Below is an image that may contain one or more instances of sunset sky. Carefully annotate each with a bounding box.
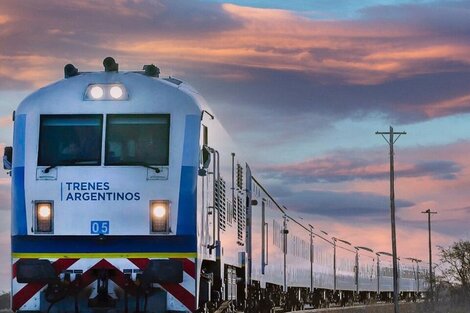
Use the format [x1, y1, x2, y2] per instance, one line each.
[1, 0, 470, 292]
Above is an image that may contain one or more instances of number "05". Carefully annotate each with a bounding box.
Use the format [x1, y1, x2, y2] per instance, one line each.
[91, 221, 109, 234]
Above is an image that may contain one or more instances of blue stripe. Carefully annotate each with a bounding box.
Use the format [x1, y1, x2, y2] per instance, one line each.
[13, 114, 26, 167]
[12, 167, 27, 235]
[177, 115, 201, 235]
[176, 115, 199, 235]
[12, 235, 196, 253]
[177, 166, 197, 235]
[182, 115, 200, 167]
[11, 114, 27, 235]
[12, 114, 27, 235]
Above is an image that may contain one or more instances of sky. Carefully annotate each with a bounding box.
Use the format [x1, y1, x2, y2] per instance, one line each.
[1, 0, 470, 292]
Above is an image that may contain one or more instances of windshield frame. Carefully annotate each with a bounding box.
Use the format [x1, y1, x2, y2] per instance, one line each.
[37, 114, 103, 167]
[104, 114, 171, 167]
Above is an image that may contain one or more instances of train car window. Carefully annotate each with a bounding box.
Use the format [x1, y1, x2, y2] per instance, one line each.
[105, 114, 170, 166]
[38, 115, 102, 166]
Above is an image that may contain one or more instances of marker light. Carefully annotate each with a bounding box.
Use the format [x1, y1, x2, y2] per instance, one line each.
[110, 86, 123, 99]
[150, 200, 170, 233]
[35, 201, 53, 233]
[90, 86, 104, 99]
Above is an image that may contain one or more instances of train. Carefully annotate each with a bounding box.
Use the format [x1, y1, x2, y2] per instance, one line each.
[3, 58, 429, 313]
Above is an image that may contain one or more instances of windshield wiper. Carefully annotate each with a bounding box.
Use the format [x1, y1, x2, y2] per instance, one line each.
[134, 162, 161, 173]
[43, 165, 57, 173]
[43, 159, 99, 173]
[123, 162, 161, 173]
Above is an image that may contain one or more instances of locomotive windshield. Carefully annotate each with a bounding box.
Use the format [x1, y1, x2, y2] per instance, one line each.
[38, 115, 102, 166]
[105, 114, 170, 166]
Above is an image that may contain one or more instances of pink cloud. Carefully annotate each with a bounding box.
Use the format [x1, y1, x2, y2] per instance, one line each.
[263, 150, 462, 184]
[422, 94, 470, 118]
[307, 214, 454, 265]
[0, 115, 12, 128]
[1, 1, 470, 124]
[264, 141, 470, 257]
[1, 1, 470, 88]
[0, 15, 9, 24]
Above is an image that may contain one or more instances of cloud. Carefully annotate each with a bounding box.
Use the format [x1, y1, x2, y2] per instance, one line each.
[360, 1, 470, 31]
[114, 2, 470, 86]
[129, 65, 470, 129]
[0, 177, 10, 293]
[412, 160, 461, 180]
[278, 188, 414, 218]
[0, 234, 11, 293]
[0, 74, 32, 90]
[0, 144, 11, 212]
[0, 116, 11, 128]
[262, 153, 462, 183]
[252, 140, 470, 240]
[1, 0, 470, 124]
[423, 94, 470, 118]
[303, 214, 454, 262]
[0, 0, 241, 89]
[0, 0, 240, 46]
[0, 182, 9, 212]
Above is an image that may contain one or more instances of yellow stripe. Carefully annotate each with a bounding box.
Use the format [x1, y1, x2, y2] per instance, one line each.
[12, 252, 197, 259]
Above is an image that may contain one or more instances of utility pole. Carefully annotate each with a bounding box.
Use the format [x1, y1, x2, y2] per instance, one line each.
[333, 237, 337, 293]
[309, 224, 314, 292]
[376, 126, 406, 313]
[421, 209, 437, 301]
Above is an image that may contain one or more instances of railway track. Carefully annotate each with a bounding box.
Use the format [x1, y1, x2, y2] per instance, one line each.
[297, 303, 394, 312]
[294, 301, 425, 313]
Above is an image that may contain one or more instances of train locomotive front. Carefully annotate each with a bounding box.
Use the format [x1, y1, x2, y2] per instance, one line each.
[9, 59, 201, 313]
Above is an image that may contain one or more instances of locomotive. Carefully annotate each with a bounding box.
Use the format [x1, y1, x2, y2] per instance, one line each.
[4, 58, 428, 313]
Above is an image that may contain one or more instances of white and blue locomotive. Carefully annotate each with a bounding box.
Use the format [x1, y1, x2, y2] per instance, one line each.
[4, 58, 428, 313]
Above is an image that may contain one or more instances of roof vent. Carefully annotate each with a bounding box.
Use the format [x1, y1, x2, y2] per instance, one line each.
[164, 77, 183, 86]
[103, 57, 119, 72]
[143, 64, 160, 77]
[64, 64, 79, 78]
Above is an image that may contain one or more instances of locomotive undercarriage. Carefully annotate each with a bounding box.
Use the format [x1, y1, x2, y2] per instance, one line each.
[202, 275, 421, 313]
[14, 258, 187, 313]
[199, 260, 247, 313]
[357, 291, 378, 304]
[17, 269, 169, 313]
[199, 255, 423, 313]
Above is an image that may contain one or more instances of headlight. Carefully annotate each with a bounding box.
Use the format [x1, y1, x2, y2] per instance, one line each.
[35, 201, 53, 233]
[150, 200, 170, 233]
[109, 85, 124, 99]
[89, 86, 104, 99]
[84, 84, 128, 101]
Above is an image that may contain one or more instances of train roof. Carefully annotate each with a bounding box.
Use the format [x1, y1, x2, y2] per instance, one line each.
[16, 64, 208, 116]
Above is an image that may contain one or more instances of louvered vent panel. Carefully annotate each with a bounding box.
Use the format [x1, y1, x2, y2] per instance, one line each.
[237, 194, 245, 244]
[215, 178, 227, 231]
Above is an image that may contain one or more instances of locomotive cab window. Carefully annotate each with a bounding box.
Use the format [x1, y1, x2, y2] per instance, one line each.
[38, 115, 103, 166]
[105, 114, 170, 166]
